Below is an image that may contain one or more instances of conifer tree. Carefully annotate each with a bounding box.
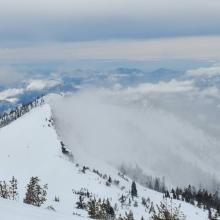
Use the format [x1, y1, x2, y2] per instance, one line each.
[131, 181, 138, 197]
[0, 181, 10, 199]
[9, 176, 18, 200]
[76, 195, 86, 209]
[87, 198, 115, 219]
[125, 210, 135, 220]
[23, 177, 48, 207]
[152, 200, 186, 220]
[87, 198, 97, 218]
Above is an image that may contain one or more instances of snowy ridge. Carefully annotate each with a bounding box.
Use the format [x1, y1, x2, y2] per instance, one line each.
[0, 103, 214, 219]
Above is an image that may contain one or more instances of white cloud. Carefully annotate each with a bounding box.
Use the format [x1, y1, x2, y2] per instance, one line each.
[1, 0, 219, 17]
[186, 66, 220, 77]
[0, 0, 220, 45]
[0, 88, 24, 101]
[26, 79, 61, 91]
[200, 86, 220, 98]
[126, 80, 195, 94]
[1, 37, 220, 60]
[0, 67, 26, 86]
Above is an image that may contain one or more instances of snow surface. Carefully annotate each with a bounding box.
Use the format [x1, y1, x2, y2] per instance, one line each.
[0, 198, 82, 220]
[0, 103, 213, 219]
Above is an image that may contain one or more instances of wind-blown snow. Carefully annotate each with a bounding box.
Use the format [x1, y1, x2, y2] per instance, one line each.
[47, 90, 220, 191]
[0, 102, 211, 219]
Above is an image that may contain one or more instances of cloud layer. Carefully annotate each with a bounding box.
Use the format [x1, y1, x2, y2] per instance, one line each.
[0, 88, 24, 102]
[0, 0, 220, 43]
[26, 79, 61, 91]
[1, 37, 220, 61]
[187, 66, 220, 77]
[0, 67, 26, 87]
[126, 80, 195, 93]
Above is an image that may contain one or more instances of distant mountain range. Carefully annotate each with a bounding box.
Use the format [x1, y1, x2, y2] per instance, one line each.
[0, 67, 183, 114]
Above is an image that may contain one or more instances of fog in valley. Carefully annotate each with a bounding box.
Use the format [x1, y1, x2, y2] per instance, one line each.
[47, 78, 220, 191]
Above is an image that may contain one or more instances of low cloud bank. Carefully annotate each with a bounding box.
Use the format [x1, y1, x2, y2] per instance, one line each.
[0, 88, 24, 102]
[0, 67, 26, 87]
[186, 66, 220, 77]
[26, 79, 61, 91]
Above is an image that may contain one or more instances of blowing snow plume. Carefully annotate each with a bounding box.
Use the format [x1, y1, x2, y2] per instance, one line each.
[47, 85, 220, 192]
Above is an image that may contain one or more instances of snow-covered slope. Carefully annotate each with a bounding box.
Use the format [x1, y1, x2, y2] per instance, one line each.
[0, 198, 81, 220]
[0, 103, 213, 219]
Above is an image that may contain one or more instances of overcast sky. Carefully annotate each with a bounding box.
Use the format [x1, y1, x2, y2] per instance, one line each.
[1, 0, 220, 43]
[0, 0, 220, 60]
